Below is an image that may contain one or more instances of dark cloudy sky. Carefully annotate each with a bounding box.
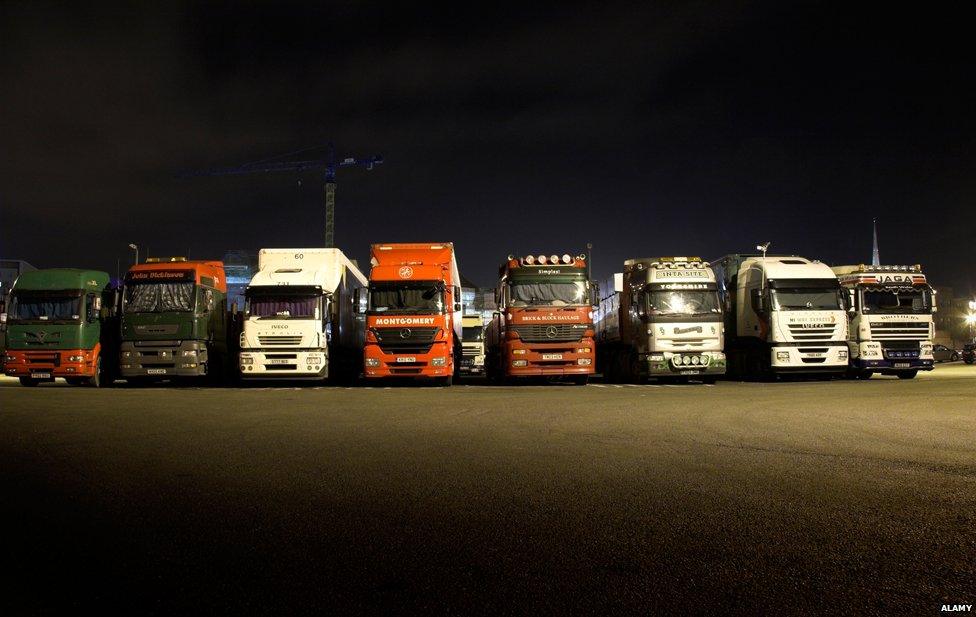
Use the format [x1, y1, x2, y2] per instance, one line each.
[2, 2, 973, 291]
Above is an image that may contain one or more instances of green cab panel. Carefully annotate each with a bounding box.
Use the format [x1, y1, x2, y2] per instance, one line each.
[6, 269, 112, 352]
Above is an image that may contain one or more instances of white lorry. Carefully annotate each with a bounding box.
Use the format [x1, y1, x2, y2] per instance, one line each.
[712, 254, 848, 378]
[832, 264, 935, 379]
[460, 314, 486, 376]
[596, 257, 726, 382]
[239, 248, 367, 381]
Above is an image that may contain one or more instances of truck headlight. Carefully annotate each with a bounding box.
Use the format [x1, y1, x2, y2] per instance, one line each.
[432, 357, 447, 366]
[512, 360, 528, 367]
[6, 354, 18, 362]
[776, 351, 790, 361]
[240, 356, 253, 365]
[920, 343, 933, 355]
[67, 355, 84, 362]
[838, 350, 848, 360]
[650, 354, 664, 361]
[577, 358, 592, 366]
[365, 358, 380, 367]
[512, 348, 527, 355]
[577, 347, 591, 354]
[474, 356, 485, 365]
[181, 350, 197, 357]
[122, 351, 132, 358]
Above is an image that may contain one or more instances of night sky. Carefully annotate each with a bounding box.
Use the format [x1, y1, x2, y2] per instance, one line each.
[2, 2, 973, 291]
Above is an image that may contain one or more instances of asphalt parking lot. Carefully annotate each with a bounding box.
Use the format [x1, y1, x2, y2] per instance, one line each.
[1, 366, 974, 614]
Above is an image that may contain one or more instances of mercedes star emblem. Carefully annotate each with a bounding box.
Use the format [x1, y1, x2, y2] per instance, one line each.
[400, 328, 412, 339]
[545, 325, 558, 338]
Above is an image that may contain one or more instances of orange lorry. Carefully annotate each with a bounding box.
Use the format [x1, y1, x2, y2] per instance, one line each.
[485, 253, 596, 385]
[361, 243, 463, 386]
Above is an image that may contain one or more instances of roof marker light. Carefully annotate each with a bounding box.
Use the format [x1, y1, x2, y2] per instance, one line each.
[562, 254, 572, 264]
[537, 255, 548, 264]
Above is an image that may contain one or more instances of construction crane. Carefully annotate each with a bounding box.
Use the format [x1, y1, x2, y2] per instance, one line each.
[188, 143, 383, 248]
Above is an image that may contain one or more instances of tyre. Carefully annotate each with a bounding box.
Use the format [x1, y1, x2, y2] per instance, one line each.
[897, 370, 918, 380]
[570, 375, 588, 386]
[951, 352, 959, 362]
[66, 378, 88, 386]
[19, 377, 39, 387]
[87, 357, 102, 387]
[701, 377, 717, 385]
[966, 358, 975, 365]
[436, 375, 453, 387]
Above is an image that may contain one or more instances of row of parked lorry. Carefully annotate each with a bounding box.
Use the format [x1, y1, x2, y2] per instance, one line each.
[2, 243, 939, 387]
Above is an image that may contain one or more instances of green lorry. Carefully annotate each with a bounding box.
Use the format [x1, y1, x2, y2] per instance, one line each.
[3, 269, 119, 387]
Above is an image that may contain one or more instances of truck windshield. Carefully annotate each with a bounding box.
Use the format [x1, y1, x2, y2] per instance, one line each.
[124, 282, 195, 313]
[9, 293, 82, 322]
[508, 280, 587, 306]
[644, 290, 720, 316]
[861, 288, 932, 314]
[247, 294, 319, 319]
[462, 326, 484, 342]
[369, 282, 444, 314]
[771, 288, 843, 311]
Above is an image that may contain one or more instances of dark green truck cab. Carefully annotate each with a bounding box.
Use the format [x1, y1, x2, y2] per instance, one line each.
[3, 268, 119, 387]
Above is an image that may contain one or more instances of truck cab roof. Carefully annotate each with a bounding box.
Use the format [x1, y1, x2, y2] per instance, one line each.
[12, 268, 111, 292]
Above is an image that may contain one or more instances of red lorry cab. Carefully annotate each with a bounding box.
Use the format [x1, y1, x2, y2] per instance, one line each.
[363, 243, 462, 386]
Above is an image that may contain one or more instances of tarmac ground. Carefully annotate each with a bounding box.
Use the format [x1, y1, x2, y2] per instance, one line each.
[1, 365, 974, 614]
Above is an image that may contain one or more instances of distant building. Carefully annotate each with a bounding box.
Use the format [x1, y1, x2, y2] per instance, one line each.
[933, 286, 975, 346]
[222, 250, 257, 311]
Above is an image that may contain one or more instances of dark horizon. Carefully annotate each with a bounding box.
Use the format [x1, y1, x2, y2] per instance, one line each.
[3, 3, 973, 293]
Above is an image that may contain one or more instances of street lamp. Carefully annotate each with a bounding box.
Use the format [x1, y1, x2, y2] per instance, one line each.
[128, 243, 139, 266]
[967, 300, 976, 342]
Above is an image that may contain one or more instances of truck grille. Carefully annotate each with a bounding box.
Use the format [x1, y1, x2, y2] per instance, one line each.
[511, 324, 584, 343]
[374, 327, 437, 355]
[787, 324, 839, 342]
[462, 347, 482, 357]
[870, 322, 929, 341]
[258, 335, 303, 346]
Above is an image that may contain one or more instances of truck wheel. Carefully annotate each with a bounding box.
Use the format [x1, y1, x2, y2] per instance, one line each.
[701, 377, 716, 385]
[437, 376, 453, 387]
[897, 370, 918, 380]
[19, 377, 39, 387]
[951, 352, 959, 362]
[571, 375, 588, 386]
[87, 357, 102, 388]
[66, 378, 87, 386]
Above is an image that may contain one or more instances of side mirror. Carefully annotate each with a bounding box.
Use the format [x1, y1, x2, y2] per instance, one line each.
[454, 302, 462, 312]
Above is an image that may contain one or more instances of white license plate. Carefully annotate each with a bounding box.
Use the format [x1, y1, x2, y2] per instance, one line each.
[894, 362, 910, 368]
[805, 353, 825, 358]
[541, 353, 563, 360]
[266, 359, 290, 365]
[396, 357, 416, 363]
[680, 370, 698, 375]
[32, 372, 51, 379]
[147, 368, 167, 375]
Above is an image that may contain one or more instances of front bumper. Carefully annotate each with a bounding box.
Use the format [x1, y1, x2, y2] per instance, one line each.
[363, 343, 454, 379]
[645, 351, 726, 376]
[852, 358, 934, 371]
[504, 339, 594, 378]
[4, 348, 96, 379]
[770, 344, 848, 373]
[239, 350, 328, 379]
[120, 340, 209, 378]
